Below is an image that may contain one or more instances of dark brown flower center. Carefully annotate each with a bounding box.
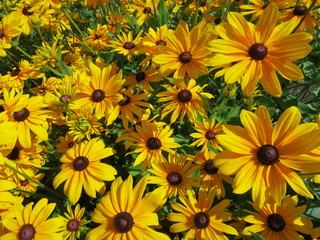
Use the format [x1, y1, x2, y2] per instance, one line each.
[293, 6, 307, 16]
[22, 6, 33, 16]
[73, 156, 89, 171]
[60, 94, 71, 103]
[214, 17, 221, 25]
[7, 146, 20, 160]
[0, 105, 4, 112]
[200, 1, 206, 6]
[204, 160, 218, 174]
[91, 89, 105, 102]
[123, 42, 135, 49]
[179, 51, 192, 63]
[205, 131, 215, 140]
[177, 89, 192, 102]
[143, 7, 152, 13]
[156, 40, 167, 46]
[21, 180, 29, 186]
[94, 34, 101, 39]
[167, 172, 183, 185]
[262, 1, 271, 9]
[11, 68, 21, 76]
[146, 137, 162, 150]
[257, 145, 279, 165]
[194, 212, 210, 229]
[0, 30, 4, 38]
[19, 224, 36, 240]
[13, 108, 30, 122]
[114, 212, 134, 233]
[267, 214, 285, 232]
[67, 219, 79, 232]
[118, 94, 131, 106]
[249, 43, 268, 60]
[68, 142, 74, 148]
[135, 71, 146, 82]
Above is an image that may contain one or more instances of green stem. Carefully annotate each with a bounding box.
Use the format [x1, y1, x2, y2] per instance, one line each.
[12, 42, 65, 77]
[193, 0, 201, 27]
[1, 0, 8, 14]
[291, 0, 317, 33]
[4, 161, 65, 200]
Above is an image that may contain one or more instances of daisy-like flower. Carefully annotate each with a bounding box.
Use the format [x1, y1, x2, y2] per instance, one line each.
[59, 204, 87, 240]
[125, 66, 162, 92]
[194, 151, 233, 199]
[126, 121, 181, 171]
[56, 134, 76, 153]
[106, 88, 153, 128]
[157, 79, 213, 123]
[280, 3, 320, 33]
[240, 0, 294, 20]
[86, 24, 110, 51]
[153, 20, 213, 84]
[66, 106, 102, 142]
[74, 60, 124, 119]
[243, 195, 312, 240]
[209, 3, 312, 96]
[148, 153, 200, 199]
[3, 90, 52, 149]
[190, 117, 224, 152]
[1, 198, 64, 240]
[108, 31, 143, 61]
[53, 137, 117, 204]
[86, 175, 170, 240]
[167, 188, 238, 239]
[215, 105, 320, 208]
[127, 0, 159, 25]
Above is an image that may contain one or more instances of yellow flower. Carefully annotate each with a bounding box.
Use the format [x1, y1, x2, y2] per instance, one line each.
[127, 0, 159, 25]
[126, 121, 181, 171]
[153, 20, 213, 84]
[2, 198, 64, 240]
[157, 79, 213, 123]
[167, 188, 238, 239]
[209, 3, 312, 96]
[86, 175, 170, 240]
[53, 138, 117, 205]
[215, 106, 320, 208]
[86, 24, 110, 51]
[243, 196, 313, 240]
[148, 153, 200, 199]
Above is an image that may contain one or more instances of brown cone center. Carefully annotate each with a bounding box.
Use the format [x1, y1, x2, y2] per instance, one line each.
[143, 7, 152, 13]
[114, 212, 134, 233]
[267, 214, 285, 232]
[60, 94, 71, 103]
[67, 219, 79, 232]
[13, 108, 30, 122]
[118, 94, 131, 106]
[91, 89, 105, 102]
[257, 145, 279, 165]
[179, 51, 192, 63]
[7, 146, 20, 160]
[249, 43, 268, 60]
[22, 6, 33, 16]
[205, 131, 215, 140]
[194, 212, 210, 229]
[293, 6, 307, 16]
[123, 42, 135, 49]
[177, 89, 192, 102]
[11, 68, 21, 76]
[156, 40, 166, 46]
[19, 224, 36, 240]
[167, 172, 183, 185]
[73, 156, 89, 171]
[204, 160, 218, 174]
[0, 30, 4, 38]
[146, 137, 162, 150]
[135, 71, 146, 82]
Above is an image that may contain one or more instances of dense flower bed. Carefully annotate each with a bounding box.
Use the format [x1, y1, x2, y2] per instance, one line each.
[0, 0, 320, 239]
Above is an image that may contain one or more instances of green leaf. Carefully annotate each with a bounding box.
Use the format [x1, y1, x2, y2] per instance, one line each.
[249, 231, 265, 240]
[157, 0, 169, 26]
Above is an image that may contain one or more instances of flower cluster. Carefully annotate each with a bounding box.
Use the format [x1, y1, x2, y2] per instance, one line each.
[0, 0, 320, 239]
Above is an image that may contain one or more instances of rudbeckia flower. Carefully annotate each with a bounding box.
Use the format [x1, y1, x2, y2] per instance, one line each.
[126, 121, 181, 171]
[209, 3, 312, 96]
[153, 20, 214, 84]
[243, 195, 312, 240]
[127, 0, 159, 25]
[167, 188, 238, 239]
[86, 175, 170, 240]
[215, 106, 320, 208]
[1, 198, 64, 240]
[157, 79, 213, 123]
[53, 138, 117, 204]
